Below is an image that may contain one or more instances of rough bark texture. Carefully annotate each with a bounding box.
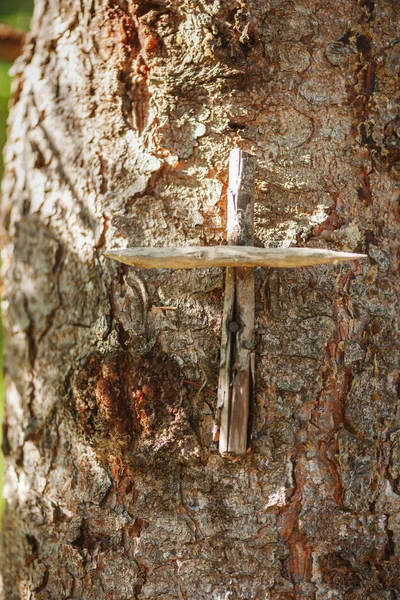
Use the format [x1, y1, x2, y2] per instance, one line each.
[1, 0, 400, 598]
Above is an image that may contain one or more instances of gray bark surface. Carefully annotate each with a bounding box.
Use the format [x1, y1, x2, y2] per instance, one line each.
[1, 0, 400, 598]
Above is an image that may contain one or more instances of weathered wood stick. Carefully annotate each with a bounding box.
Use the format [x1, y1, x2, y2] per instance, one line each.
[216, 265, 235, 446]
[218, 148, 257, 457]
[104, 246, 366, 269]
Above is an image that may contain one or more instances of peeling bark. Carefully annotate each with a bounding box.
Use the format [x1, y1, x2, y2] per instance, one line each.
[1, 0, 400, 598]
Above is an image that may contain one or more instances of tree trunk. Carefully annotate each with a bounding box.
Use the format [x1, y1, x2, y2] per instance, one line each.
[1, 0, 400, 598]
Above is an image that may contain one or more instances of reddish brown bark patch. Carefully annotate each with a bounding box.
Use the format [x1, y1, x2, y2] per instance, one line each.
[71, 349, 183, 463]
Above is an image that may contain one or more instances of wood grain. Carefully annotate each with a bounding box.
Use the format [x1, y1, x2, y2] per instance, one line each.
[104, 246, 366, 269]
[218, 149, 257, 457]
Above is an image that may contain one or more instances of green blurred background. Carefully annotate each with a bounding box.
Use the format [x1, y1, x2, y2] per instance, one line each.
[0, 0, 32, 29]
[0, 0, 33, 174]
[0, 0, 34, 514]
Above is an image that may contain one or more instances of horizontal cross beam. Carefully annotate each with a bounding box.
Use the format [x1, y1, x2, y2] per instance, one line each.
[104, 246, 365, 269]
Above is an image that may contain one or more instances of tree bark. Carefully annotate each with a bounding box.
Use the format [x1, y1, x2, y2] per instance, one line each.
[1, 0, 400, 598]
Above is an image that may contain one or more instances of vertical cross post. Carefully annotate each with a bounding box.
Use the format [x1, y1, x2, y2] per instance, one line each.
[218, 149, 257, 457]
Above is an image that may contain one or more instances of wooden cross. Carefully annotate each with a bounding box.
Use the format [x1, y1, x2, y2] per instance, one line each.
[105, 149, 365, 457]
